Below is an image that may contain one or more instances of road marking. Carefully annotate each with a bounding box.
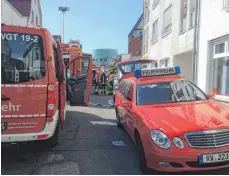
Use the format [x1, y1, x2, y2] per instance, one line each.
[89, 102, 100, 106]
[108, 100, 114, 106]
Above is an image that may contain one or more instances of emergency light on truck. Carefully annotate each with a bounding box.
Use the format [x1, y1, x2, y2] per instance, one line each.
[134, 66, 181, 78]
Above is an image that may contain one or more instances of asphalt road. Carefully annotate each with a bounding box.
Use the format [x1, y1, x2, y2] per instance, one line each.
[1, 95, 229, 175]
[2, 94, 141, 175]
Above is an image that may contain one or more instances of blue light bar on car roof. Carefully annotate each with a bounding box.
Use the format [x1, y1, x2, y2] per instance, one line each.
[134, 66, 181, 78]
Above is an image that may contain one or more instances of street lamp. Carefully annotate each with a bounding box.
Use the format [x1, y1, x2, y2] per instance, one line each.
[58, 6, 70, 43]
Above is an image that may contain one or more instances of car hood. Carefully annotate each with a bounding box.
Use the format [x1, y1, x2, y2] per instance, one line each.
[136, 100, 229, 138]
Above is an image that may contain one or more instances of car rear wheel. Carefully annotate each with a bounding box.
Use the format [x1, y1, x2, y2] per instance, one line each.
[135, 132, 149, 174]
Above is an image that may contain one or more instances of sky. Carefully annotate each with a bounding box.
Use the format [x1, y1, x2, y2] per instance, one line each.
[41, 0, 143, 54]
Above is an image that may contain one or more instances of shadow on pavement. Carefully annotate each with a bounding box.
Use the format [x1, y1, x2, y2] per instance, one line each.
[1, 109, 140, 175]
[2, 108, 229, 175]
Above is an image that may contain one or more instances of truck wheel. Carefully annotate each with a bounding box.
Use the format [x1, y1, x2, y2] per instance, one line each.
[44, 122, 59, 148]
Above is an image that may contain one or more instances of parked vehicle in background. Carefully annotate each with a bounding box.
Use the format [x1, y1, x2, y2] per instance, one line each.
[116, 59, 158, 81]
[1, 25, 92, 146]
[113, 59, 158, 102]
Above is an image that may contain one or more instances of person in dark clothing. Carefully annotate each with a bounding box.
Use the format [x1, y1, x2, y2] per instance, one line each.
[100, 71, 107, 94]
[106, 73, 114, 95]
[94, 68, 102, 94]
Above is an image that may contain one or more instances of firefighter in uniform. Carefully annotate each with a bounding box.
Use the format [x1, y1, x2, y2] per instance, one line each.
[100, 70, 107, 95]
[94, 68, 101, 94]
[106, 73, 114, 95]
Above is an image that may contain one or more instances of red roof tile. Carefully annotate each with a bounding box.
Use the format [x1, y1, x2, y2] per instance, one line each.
[7, 0, 31, 17]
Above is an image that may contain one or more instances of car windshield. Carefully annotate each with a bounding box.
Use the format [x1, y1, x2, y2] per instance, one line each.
[136, 80, 208, 105]
[1, 32, 45, 84]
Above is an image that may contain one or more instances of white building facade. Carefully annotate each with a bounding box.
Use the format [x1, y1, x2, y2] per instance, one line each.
[1, 0, 42, 27]
[143, 0, 196, 81]
[143, 0, 229, 104]
[197, 0, 229, 103]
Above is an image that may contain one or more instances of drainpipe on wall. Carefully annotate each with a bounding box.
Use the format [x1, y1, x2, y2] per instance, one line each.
[142, 3, 145, 59]
[192, 0, 201, 84]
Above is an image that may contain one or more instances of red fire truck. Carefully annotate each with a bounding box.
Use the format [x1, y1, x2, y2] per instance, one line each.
[1, 25, 92, 146]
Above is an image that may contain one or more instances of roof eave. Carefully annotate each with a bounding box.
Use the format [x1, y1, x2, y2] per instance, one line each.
[128, 13, 143, 38]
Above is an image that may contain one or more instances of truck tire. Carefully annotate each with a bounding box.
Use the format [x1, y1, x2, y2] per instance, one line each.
[43, 121, 59, 148]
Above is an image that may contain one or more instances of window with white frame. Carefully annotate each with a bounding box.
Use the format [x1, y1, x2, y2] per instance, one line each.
[227, 0, 229, 12]
[223, 0, 229, 12]
[144, 0, 150, 24]
[189, 0, 196, 28]
[152, 20, 158, 43]
[145, 9, 150, 24]
[163, 5, 172, 36]
[152, 0, 160, 10]
[211, 37, 229, 101]
[145, 26, 149, 53]
[180, 0, 187, 33]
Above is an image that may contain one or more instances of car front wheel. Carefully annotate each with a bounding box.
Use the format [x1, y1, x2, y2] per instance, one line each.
[135, 132, 149, 174]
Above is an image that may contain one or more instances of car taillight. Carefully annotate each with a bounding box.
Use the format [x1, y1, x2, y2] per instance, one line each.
[47, 84, 56, 117]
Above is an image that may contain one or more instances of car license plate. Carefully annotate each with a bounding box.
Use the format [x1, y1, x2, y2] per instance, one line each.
[199, 152, 229, 164]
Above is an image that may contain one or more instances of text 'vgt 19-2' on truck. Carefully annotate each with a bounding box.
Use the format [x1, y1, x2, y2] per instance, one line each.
[1, 25, 92, 147]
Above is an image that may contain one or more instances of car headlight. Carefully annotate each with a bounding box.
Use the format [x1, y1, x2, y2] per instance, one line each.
[150, 130, 170, 149]
[173, 137, 184, 149]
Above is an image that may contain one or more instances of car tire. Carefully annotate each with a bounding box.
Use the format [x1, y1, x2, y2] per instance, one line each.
[44, 121, 59, 148]
[115, 108, 122, 128]
[135, 132, 149, 174]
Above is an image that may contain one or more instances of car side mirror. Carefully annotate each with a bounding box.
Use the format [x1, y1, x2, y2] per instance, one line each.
[208, 93, 215, 99]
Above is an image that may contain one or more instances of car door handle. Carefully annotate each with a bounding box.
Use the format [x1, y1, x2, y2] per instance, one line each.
[1, 97, 10, 101]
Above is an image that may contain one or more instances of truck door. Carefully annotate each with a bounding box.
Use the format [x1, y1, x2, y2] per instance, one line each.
[54, 42, 66, 129]
[1, 29, 48, 135]
[66, 56, 92, 106]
